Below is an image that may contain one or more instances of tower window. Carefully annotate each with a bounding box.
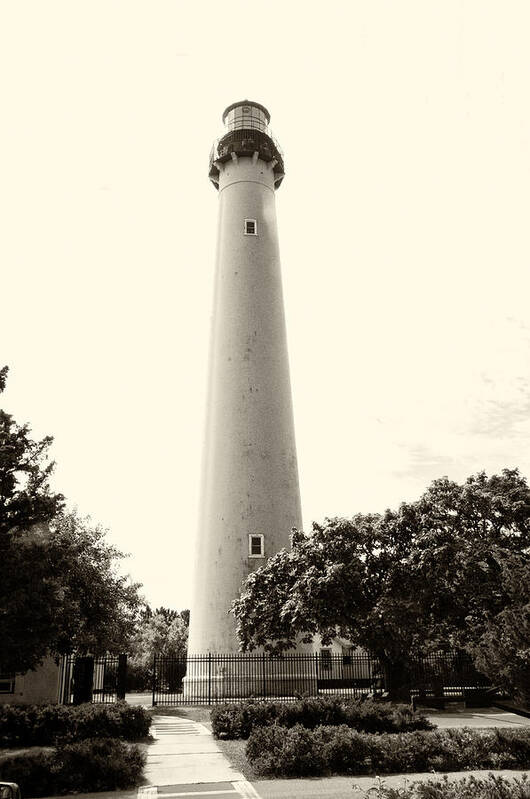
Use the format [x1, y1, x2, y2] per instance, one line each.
[244, 219, 257, 236]
[248, 534, 264, 558]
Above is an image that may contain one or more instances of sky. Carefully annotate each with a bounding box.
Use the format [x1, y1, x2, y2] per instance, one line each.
[1, 1, 530, 611]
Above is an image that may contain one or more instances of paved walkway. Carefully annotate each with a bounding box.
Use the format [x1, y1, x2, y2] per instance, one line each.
[425, 707, 530, 729]
[143, 715, 244, 786]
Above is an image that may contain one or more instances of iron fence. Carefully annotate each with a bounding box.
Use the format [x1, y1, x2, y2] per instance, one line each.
[59, 654, 127, 705]
[152, 650, 491, 706]
[153, 651, 382, 706]
[408, 650, 492, 706]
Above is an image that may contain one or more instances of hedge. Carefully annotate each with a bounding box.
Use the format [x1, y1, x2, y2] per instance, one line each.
[0, 737, 145, 797]
[210, 696, 433, 739]
[246, 724, 530, 777]
[370, 773, 530, 798]
[0, 702, 151, 747]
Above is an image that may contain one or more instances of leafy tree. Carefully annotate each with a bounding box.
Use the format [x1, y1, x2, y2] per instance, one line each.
[232, 469, 530, 697]
[0, 366, 64, 538]
[1, 368, 143, 672]
[180, 608, 190, 627]
[127, 608, 188, 690]
[140, 606, 189, 626]
[1, 508, 144, 673]
[468, 555, 530, 704]
[48, 509, 144, 656]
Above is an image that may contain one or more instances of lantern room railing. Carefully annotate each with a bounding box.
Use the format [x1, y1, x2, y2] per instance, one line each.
[209, 127, 285, 190]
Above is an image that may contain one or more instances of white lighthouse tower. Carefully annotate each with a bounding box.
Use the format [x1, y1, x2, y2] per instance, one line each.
[187, 101, 303, 658]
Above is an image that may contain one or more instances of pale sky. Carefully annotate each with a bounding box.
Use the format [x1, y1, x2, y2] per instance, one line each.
[2, 1, 530, 611]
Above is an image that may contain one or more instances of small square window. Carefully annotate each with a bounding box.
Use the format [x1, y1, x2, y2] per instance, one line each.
[248, 534, 264, 558]
[244, 219, 257, 236]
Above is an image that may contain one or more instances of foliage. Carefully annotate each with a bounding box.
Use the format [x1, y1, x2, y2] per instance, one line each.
[245, 724, 530, 777]
[362, 773, 530, 798]
[48, 510, 144, 656]
[127, 607, 188, 691]
[233, 469, 530, 695]
[1, 368, 143, 672]
[0, 737, 145, 796]
[210, 697, 433, 739]
[0, 365, 64, 537]
[0, 701, 151, 747]
[467, 555, 530, 704]
[0, 508, 144, 673]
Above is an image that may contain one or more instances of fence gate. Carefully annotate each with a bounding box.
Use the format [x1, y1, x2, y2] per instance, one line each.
[59, 654, 127, 704]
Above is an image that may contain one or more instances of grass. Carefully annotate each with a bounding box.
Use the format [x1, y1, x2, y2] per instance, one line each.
[215, 738, 260, 781]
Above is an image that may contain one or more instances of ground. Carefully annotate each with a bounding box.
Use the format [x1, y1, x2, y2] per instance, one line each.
[141, 701, 530, 784]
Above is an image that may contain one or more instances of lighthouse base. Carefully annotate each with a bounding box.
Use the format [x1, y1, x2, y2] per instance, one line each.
[182, 675, 318, 701]
[182, 660, 318, 702]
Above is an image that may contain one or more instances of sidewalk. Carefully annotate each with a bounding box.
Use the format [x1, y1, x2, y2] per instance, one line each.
[424, 706, 530, 729]
[142, 715, 245, 787]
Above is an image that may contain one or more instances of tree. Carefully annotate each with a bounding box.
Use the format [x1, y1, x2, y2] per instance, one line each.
[467, 555, 530, 704]
[1, 508, 144, 673]
[232, 469, 530, 697]
[141, 606, 188, 626]
[0, 366, 64, 538]
[1, 368, 143, 672]
[47, 509, 144, 656]
[127, 607, 188, 690]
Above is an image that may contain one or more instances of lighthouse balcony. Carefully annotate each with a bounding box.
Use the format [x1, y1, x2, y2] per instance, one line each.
[209, 128, 285, 189]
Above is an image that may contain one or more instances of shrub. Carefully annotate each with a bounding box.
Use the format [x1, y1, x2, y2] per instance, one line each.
[0, 751, 56, 797]
[210, 696, 433, 739]
[246, 723, 327, 777]
[317, 724, 371, 775]
[246, 724, 530, 777]
[0, 701, 151, 747]
[375, 773, 530, 798]
[0, 738, 145, 797]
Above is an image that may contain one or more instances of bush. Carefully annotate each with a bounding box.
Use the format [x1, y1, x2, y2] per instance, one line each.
[0, 702, 151, 747]
[210, 696, 433, 739]
[246, 723, 326, 777]
[0, 738, 145, 797]
[0, 751, 56, 797]
[377, 773, 530, 798]
[245, 724, 530, 777]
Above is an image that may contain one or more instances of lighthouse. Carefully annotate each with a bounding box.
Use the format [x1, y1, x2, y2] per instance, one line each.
[187, 101, 303, 657]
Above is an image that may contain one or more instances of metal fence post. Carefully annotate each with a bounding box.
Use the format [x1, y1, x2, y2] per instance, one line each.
[152, 654, 157, 707]
[208, 652, 212, 705]
[117, 654, 127, 701]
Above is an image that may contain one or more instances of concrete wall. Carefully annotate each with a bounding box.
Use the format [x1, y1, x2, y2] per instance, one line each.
[0, 656, 60, 705]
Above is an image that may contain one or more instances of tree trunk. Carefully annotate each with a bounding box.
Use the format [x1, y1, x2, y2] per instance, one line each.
[381, 658, 412, 702]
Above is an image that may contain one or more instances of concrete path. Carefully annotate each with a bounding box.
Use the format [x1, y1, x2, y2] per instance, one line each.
[425, 707, 530, 728]
[142, 716, 245, 787]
